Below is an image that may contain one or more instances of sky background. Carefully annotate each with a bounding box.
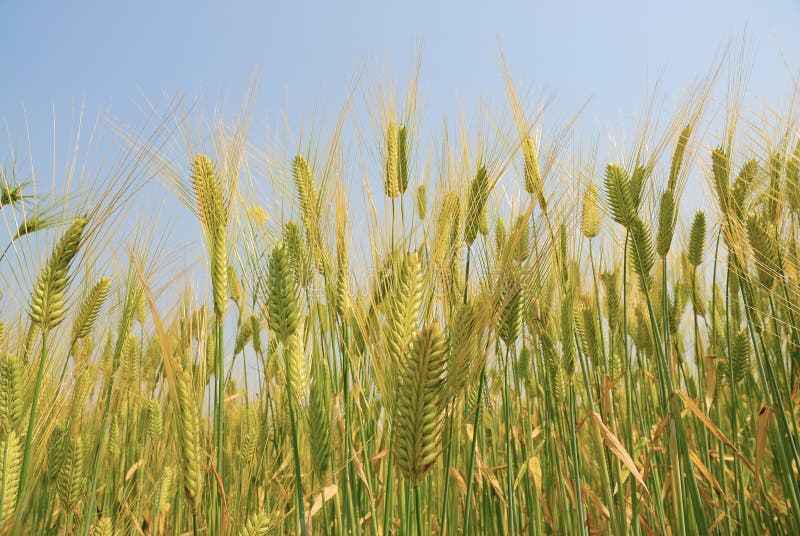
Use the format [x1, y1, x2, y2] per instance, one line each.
[2, 1, 798, 131]
[1, 0, 799, 278]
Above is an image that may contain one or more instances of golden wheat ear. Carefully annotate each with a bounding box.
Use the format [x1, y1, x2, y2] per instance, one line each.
[464, 165, 490, 246]
[415, 184, 427, 221]
[394, 323, 448, 487]
[581, 183, 600, 239]
[523, 137, 546, 210]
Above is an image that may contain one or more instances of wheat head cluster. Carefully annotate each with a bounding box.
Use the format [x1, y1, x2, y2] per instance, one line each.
[1, 60, 800, 536]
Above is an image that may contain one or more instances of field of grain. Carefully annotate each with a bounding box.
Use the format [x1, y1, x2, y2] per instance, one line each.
[1, 61, 800, 535]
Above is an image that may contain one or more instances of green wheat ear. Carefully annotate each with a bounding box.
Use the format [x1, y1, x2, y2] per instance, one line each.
[630, 164, 648, 211]
[668, 123, 692, 190]
[511, 215, 530, 263]
[581, 183, 600, 239]
[191, 153, 228, 319]
[446, 301, 481, 401]
[575, 297, 599, 366]
[192, 153, 224, 231]
[293, 154, 318, 229]
[601, 271, 620, 333]
[0, 354, 23, 432]
[154, 466, 175, 514]
[560, 290, 575, 376]
[604, 164, 635, 227]
[0, 430, 21, 523]
[12, 210, 56, 242]
[394, 323, 448, 487]
[250, 314, 262, 356]
[108, 417, 121, 460]
[655, 188, 677, 258]
[628, 216, 655, 292]
[308, 349, 332, 476]
[386, 252, 423, 376]
[175, 368, 203, 511]
[499, 274, 522, 346]
[29, 216, 87, 332]
[56, 435, 85, 513]
[334, 213, 349, 317]
[46, 425, 66, 483]
[687, 211, 706, 267]
[540, 330, 565, 401]
[147, 398, 163, 442]
[0, 183, 24, 207]
[238, 511, 274, 536]
[284, 221, 313, 289]
[234, 319, 254, 355]
[517, 344, 532, 383]
[732, 159, 757, 219]
[88, 516, 114, 536]
[711, 146, 730, 215]
[71, 277, 111, 344]
[284, 329, 309, 407]
[267, 243, 301, 344]
[239, 407, 258, 464]
[228, 263, 243, 305]
[747, 214, 777, 289]
[725, 329, 751, 385]
[767, 151, 784, 224]
[494, 217, 507, 255]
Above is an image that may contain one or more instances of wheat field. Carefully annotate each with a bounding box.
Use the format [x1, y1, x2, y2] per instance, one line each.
[1, 59, 800, 535]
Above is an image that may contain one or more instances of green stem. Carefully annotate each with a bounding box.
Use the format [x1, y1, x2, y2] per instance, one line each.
[463, 365, 486, 535]
[285, 347, 309, 536]
[15, 329, 49, 528]
[214, 319, 225, 533]
[414, 485, 423, 536]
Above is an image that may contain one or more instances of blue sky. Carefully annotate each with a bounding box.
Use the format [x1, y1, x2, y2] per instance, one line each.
[2, 1, 797, 128]
[1, 0, 799, 262]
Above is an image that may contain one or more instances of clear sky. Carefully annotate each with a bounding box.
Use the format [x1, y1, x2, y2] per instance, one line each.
[1, 0, 799, 258]
[2, 1, 798, 129]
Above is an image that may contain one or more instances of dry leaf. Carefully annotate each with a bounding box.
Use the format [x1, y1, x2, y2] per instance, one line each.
[590, 412, 650, 499]
[675, 390, 755, 474]
[756, 405, 774, 487]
